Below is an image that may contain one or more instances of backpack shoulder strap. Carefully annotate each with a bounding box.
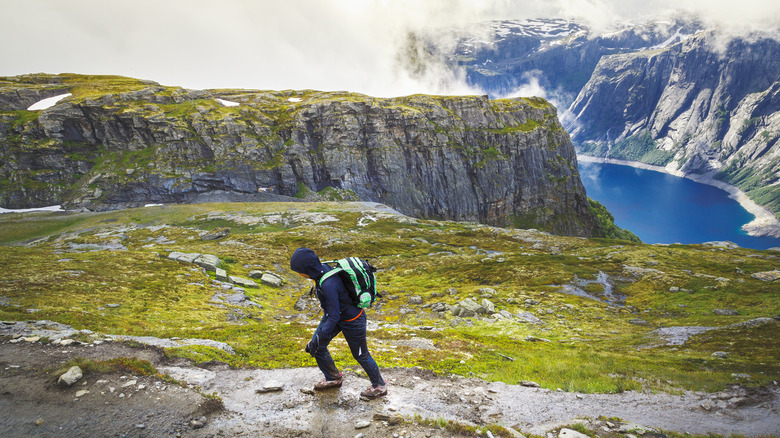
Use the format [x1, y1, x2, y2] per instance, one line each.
[317, 266, 342, 287]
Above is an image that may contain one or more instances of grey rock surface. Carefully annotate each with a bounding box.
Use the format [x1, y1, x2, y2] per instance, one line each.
[0, 76, 599, 237]
[57, 366, 83, 386]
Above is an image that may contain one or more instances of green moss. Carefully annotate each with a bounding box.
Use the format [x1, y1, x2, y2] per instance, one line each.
[295, 182, 310, 198]
[317, 186, 359, 201]
[1, 202, 778, 394]
[53, 356, 158, 377]
[588, 198, 641, 242]
[10, 110, 40, 128]
[608, 131, 674, 165]
[490, 118, 543, 134]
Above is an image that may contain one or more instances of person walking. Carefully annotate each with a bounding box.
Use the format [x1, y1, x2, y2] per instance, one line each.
[290, 247, 387, 399]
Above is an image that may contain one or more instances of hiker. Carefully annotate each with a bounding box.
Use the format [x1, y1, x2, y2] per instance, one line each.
[290, 247, 387, 398]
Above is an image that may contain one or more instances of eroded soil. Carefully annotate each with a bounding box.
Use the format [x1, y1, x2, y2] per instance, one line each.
[1, 336, 778, 438]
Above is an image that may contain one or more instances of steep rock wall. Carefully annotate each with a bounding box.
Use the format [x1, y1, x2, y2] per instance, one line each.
[0, 74, 599, 237]
[567, 32, 780, 217]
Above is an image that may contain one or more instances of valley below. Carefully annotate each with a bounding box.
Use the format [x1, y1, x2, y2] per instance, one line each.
[577, 155, 780, 244]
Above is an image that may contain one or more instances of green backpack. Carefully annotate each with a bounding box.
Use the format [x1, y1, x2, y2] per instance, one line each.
[318, 257, 379, 308]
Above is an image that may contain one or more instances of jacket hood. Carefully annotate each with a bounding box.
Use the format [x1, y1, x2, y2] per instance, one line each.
[290, 247, 326, 279]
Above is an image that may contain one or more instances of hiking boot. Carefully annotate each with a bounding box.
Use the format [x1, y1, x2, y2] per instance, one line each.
[360, 384, 387, 399]
[314, 374, 342, 391]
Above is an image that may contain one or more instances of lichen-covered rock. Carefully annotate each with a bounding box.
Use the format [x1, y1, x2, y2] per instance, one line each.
[751, 270, 780, 282]
[230, 276, 258, 288]
[260, 273, 283, 287]
[200, 227, 230, 241]
[193, 254, 220, 272]
[0, 74, 599, 237]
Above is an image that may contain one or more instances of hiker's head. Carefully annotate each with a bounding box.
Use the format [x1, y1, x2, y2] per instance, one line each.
[290, 247, 326, 279]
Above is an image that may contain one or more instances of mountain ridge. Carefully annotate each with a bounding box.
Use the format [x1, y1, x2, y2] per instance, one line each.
[417, 16, 780, 235]
[0, 73, 604, 237]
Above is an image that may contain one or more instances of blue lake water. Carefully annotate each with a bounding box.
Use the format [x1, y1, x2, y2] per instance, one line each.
[578, 161, 780, 250]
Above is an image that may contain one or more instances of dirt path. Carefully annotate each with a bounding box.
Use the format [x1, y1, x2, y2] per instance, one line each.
[1, 324, 779, 437]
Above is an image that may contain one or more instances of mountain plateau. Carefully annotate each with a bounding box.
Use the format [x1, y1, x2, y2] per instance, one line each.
[0, 73, 602, 237]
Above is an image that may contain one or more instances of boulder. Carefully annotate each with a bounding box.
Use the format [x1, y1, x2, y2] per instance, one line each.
[248, 270, 264, 279]
[431, 302, 447, 312]
[702, 241, 739, 249]
[167, 251, 186, 261]
[478, 287, 496, 296]
[751, 270, 780, 282]
[225, 293, 249, 304]
[452, 306, 477, 318]
[58, 366, 83, 386]
[559, 428, 589, 438]
[200, 227, 230, 241]
[193, 254, 220, 272]
[481, 298, 496, 314]
[255, 380, 284, 393]
[459, 298, 483, 313]
[216, 268, 228, 282]
[408, 295, 424, 305]
[230, 276, 258, 288]
[260, 273, 283, 287]
[176, 252, 202, 264]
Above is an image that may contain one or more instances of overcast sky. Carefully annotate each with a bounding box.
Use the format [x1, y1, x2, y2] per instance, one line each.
[1, 0, 778, 97]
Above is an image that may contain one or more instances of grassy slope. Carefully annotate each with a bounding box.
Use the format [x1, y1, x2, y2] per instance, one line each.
[0, 202, 778, 395]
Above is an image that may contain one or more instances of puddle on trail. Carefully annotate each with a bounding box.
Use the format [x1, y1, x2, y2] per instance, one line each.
[555, 271, 625, 305]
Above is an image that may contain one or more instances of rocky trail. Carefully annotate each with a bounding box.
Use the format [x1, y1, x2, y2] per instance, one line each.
[1, 321, 779, 437]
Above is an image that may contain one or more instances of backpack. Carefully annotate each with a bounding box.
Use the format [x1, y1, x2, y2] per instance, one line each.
[318, 257, 379, 308]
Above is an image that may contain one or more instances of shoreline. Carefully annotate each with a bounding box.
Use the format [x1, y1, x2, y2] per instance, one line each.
[577, 155, 780, 239]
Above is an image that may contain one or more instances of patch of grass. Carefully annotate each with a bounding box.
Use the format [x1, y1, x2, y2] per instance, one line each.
[588, 198, 641, 242]
[412, 413, 515, 437]
[608, 130, 674, 165]
[53, 357, 157, 377]
[0, 212, 84, 244]
[1, 201, 778, 394]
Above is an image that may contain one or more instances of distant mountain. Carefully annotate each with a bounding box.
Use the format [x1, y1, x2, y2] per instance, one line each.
[415, 16, 780, 226]
[0, 74, 608, 237]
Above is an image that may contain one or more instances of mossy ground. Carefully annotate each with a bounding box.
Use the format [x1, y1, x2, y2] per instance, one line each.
[1, 202, 778, 395]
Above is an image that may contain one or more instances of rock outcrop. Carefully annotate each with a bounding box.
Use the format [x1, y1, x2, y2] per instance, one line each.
[0, 74, 599, 237]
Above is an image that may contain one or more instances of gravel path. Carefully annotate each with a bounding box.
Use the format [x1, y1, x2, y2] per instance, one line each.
[2, 321, 779, 437]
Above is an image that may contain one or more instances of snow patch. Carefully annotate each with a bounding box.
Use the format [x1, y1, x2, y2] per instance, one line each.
[27, 93, 72, 110]
[646, 29, 693, 51]
[0, 205, 64, 214]
[288, 97, 302, 102]
[144, 203, 165, 208]
[216, 98, 240, 107]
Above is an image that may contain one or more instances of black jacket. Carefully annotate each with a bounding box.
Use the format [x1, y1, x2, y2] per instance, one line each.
[290, 248, 362, 338]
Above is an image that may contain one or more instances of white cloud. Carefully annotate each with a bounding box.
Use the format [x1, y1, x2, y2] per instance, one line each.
[0, 0, 777, 97]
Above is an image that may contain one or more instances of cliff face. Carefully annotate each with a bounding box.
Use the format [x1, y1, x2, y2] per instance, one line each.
[0, 74, 599, 237]
[568, 32, 780, 216]
[413, 17, 779, 221]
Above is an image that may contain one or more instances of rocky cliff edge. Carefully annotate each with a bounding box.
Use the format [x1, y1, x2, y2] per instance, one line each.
[0, 74, 599, 237]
